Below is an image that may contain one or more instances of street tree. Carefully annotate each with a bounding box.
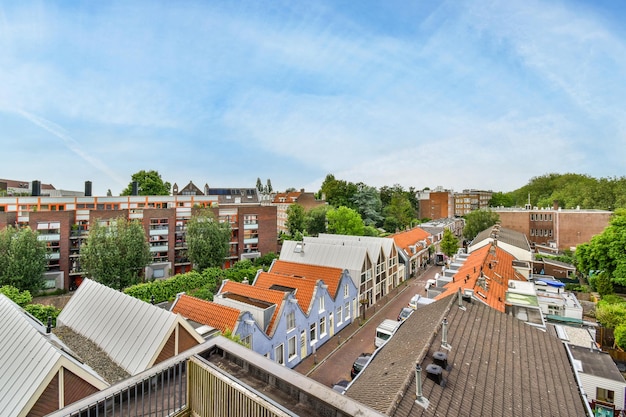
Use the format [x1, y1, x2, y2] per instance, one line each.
[186, 209, 231, 271]
[0, 226, 47, 293]
[326, 206, 365, 236]
[462, 209, 500, 241]
[304, 205, 329, 236]
[121, 170, 171, 196]
[576, 209, 626, 286]
[286, 204, 306, 236]
[80, 217, 151, 290]
[440, 229, 460, 258]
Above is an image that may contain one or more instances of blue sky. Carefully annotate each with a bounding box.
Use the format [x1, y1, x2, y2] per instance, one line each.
[1, 0, 625, 196]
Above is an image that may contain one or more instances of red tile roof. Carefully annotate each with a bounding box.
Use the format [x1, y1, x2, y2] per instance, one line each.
[172, 294, 241, 333]
[388, 227, 431, 256]
[271, 191, 302, 204]
[220, 281, 287, 336]
[434, 244, 524, 312]
[269, 260, 344, 299]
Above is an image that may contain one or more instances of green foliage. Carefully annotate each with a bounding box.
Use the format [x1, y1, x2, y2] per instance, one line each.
[440, 229, 460, 257]
[326, 206, 365, 236]
[462, 209, 500, 241]
[304, 205, 329, 236]
[80, 217, 152, 290]
[286, 204, 306, 236]
[222, 327, 248, 347]
[186, 209, 231, 270]
[596, 272, 614, 297]
[575, 209, 626, 286]
[363, 225, 380, 236]
[252, 252, 278, 269]
[383, 192, 415, 232]
[614, 323, 626, 350]
[320, 174, 358, 208]
[25, 304, 61, 327]
[596, 302, 626, 329]
[188, 287, 214, 300]
[0, 285, 33, 307]
[0, 226, 48, 293]
[489, 192, 514, 207]
[121, 169, 171, 196]
[351, 183, 383, 227]
[597, 294, 625, 307]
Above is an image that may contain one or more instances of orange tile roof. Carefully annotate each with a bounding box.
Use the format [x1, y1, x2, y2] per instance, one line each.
[270, 260, 344, 299]
[434, 244, 524, 312]
[172, 294, 241, 333]
[271, 191, 302, 204]
[255, 272, 317, 313]
[388, 227, 431, 256]
[220, 281, 287, 336]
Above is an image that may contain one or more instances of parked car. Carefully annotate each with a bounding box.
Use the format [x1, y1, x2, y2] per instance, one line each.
[332, 379, 350, 394]
[351, 353, 372, 379]
[397, 307, 413, 322]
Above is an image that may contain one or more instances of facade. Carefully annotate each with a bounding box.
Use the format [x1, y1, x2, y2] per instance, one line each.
[417, 187, 454, 220]
[271, 189, 326, 234]
[453, 189, 493, 217]
[0, 193, 277, 291]
[493, 205, 612, 251]
[388, 227, 434, 280]
[55, 278, 204, 378]
[0, 294, 108, 417]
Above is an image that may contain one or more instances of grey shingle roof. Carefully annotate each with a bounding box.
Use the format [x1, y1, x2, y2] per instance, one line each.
[346, 294, 587, 417]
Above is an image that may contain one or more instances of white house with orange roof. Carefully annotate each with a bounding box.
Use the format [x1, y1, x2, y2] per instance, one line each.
[388, 227, 434, 280]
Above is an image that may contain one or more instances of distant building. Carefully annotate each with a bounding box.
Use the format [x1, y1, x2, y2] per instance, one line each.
[493, 204, 612, 251]
[453, 189, 493, 217]
[271, 189, 326, 234]
[417, 187, 454, 220]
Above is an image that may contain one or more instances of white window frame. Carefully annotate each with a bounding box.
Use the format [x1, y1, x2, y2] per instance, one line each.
[288, 336, 297, 361]
[319, 296, 325, 312]
[275, 344, 284, 365]
[287, 311, 296, 332]
[309, 322, 317, 343]
[320, 316, 327, 337]
[344, 283, 349, 298]
[337, 306, 343, 324]
[344, 302, 350, 320]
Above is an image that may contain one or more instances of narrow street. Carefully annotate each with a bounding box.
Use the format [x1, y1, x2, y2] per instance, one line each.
[294, 263, 442, 388]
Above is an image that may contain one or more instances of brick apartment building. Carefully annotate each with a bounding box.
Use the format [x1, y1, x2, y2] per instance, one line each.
[453, 189, 493, 216]
[493, 204, 612, 252]
[417, 187, 454, 220]
[0, 181, 277, 292]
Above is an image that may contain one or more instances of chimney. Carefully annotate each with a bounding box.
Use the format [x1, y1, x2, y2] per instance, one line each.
[31, 180, 41, 197]
[433, 351, 450, 371]
[441, 318, 451, 350]
[46, 316, 52, 334]
[553, 200, 559, 210]
[414, 363, 430, 409]
[84, 181, 92, 197]
[132, 181, 139, 196]
[425, 364, 444, 385]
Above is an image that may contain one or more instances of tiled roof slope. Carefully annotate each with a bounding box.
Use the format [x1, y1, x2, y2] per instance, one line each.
[434, 243, 523, 312]
[346, 294, 586, 417]
[172, 294, 241, 333]
[388, 227, 431, 256]
[254, 271, 318, 313]
[220, 281, 287, 336]
[269, 260, 344, 298]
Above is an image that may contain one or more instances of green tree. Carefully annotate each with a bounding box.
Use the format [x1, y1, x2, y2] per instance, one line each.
[489, 192, 514, 207]
[463, 209, 500, 241]
[256, 177, 263, 192]
[326, 206, 365, 236]
[0, 226, 48, 293]
[286, 204, 306, 236]
[576, 209, 626, 286]
[80, 217, 152, 289]
[304, 205, 330, 236]
[319, 174, 357, 208]
[266, 179, 273, 194]
[596, 271, 614, 297]
[383, 192, 415, 232]
[596, 302, 626, 330]
[186, 209, 231, 270]
[121, 170, 171, 196]
[351, 183, 383, 227]
[440, 229, 460, 257]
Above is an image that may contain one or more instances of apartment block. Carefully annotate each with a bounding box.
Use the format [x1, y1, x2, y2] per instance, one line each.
[453, 189, 493, 216]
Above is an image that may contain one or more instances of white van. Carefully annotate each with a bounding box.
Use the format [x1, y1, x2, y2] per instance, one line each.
[375, 319, 401, 347]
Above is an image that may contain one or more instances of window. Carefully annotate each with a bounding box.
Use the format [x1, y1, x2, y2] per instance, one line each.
[319, 296, 325, 312]
[344, 284, 349, 298]
[287, 312, 296, 331]
[242, 335, 252, 348]
[275, 344, 284, 365]
[320, 316, 327, 337]
[309, 323, 317, 342]
[344, 302, 350, 320]
[337, 306, 343, 324]
[288, 336, 297, 360]
[597, 387, 615, 404]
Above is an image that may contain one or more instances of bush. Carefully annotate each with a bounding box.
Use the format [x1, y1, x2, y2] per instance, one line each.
[25, 304, 61, 327]
[0, 285, 32, 307]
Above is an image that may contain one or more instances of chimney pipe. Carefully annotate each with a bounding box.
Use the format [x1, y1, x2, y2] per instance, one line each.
[46, 316, 52, 334]
[415, 364, 423, 399]
[84, 181, 92, 197]
[132, 181, 139, 196]
[31, 180, 41, 197]
[441, 318, 451, 350]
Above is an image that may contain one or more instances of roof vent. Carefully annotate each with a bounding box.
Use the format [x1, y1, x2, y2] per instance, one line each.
[425, 364, 444, 386]
[433, 351, 451, 371]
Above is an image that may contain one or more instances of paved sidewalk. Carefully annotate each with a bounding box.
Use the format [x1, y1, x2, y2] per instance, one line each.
[293, 266, 433, 377]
